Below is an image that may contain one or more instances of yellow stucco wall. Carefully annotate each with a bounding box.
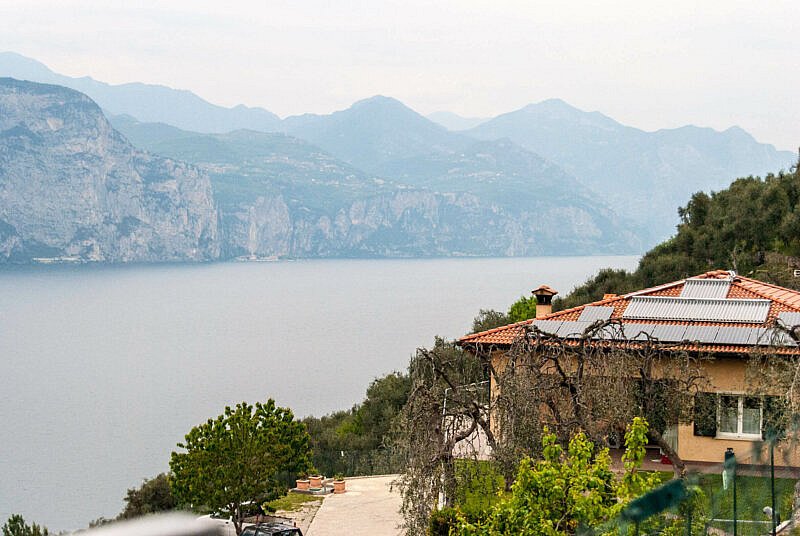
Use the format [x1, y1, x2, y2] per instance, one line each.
[677, 356, 800, 467]
[487, 350, 800, 467]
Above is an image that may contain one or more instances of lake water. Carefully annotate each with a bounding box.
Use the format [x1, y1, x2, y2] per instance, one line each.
[0, 256, 638, 531]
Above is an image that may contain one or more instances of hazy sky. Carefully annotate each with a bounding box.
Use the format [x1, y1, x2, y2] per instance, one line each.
[1, 0, 797, 150]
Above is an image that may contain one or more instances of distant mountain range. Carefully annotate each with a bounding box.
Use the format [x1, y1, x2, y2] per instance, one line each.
[0, 52, 281, 133]
[426, 111, 490, 131]
[0, 77, 644, 263]
[280, 96, 792, 244]
[108, 113, 639, 259]
[0, 51, 795, 262]
[466, 99, 795, 235]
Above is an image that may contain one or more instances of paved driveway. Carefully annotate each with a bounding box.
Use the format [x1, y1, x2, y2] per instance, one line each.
[306, 475, 403, 536]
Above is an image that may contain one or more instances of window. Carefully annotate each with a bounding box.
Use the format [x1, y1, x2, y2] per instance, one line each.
[717, 394, 762, 438]
[694, 393, 786, 440]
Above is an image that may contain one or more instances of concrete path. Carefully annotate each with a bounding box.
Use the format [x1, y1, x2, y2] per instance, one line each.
[306, 475, 403, 536]
[275, 498, 323, 534]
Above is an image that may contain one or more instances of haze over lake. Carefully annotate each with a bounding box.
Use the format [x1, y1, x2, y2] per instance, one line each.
[0, 256, 638, 531]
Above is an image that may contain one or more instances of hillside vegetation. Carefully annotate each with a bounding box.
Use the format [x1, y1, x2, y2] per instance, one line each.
[556, 162, 800, 310]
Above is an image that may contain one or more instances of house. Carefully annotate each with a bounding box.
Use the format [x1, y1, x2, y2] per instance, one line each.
[457, 269, 800, 468]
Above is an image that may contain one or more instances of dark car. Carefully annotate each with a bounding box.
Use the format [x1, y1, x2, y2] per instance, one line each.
[239, 522, 302, 536]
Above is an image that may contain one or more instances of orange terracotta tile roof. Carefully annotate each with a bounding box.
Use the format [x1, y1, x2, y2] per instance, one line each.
[457, 270, 800, 353]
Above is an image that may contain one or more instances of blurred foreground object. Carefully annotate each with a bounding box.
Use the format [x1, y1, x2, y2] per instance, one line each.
[83, 513, 218, 536]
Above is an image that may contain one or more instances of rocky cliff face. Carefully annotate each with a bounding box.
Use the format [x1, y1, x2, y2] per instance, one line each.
[0, 78, 219, 263]
[110, 122, 639, 258]
[220, 188, 635, 258]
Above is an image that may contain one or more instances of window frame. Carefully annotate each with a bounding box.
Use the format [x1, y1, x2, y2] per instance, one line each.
[716, 392, 763, 440]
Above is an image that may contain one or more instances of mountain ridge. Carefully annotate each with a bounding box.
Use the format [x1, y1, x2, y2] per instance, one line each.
[282, 95, 472, 174]
[426, 111, 490, 131]
[0, 51, 282, 133]
[466, 98, 795, 242]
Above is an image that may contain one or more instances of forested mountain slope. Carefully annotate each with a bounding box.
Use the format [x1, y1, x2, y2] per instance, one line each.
[555, 163, 800, 310]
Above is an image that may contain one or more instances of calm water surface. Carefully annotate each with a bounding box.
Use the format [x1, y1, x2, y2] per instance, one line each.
[0, 256, 638, 530]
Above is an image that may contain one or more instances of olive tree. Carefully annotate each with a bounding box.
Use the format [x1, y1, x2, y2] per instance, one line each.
[170, 399, 311, 535]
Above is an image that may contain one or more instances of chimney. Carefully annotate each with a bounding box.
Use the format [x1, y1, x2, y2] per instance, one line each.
[532, 285, 558, 319]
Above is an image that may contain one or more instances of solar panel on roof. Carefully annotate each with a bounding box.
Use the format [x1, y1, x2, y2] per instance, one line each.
[586, 323, 687, 343]
[531, 312, 799, 348]
[590, 324, 619, 340]
[557, 321, 593, 338]
[713, 326, 756, 345]
[753, 327, 771, 346]
[680, 278, 731, 299]
[682, 325, 720, 344]
[578, 306, 614, 323]
[592, 322, 625, 339]
[649, 324, 688, 342]
[778, 330, 798, 346]
[530, 320, 563, 335]
[755, 327, 798, 347]
[617, 323, 657, 341]
[622, 296, 770, 323]
[777, 312, 800, 328]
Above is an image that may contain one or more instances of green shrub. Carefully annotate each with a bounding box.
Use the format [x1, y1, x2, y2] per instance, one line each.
[428, 508, 459, 536]
[428, 506, 489, 536]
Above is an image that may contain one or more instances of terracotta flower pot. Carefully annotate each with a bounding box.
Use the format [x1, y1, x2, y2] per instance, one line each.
[333, 480, 346, 494]
[296, 479, 310, 491]
[309, 475, 323, 488]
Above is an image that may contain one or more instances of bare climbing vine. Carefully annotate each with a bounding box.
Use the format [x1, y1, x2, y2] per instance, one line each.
[394, 321, 712, 533]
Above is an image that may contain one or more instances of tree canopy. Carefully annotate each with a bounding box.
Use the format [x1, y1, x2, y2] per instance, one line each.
[1, 515, 49, 536]
[471, 295, 537, 334]
[302, 371, 410, 475]
[471, 309, 511, 333]
[508, 295, 537, 323]
[169, 399, 311, 535]
[118, 473, 176, 519]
